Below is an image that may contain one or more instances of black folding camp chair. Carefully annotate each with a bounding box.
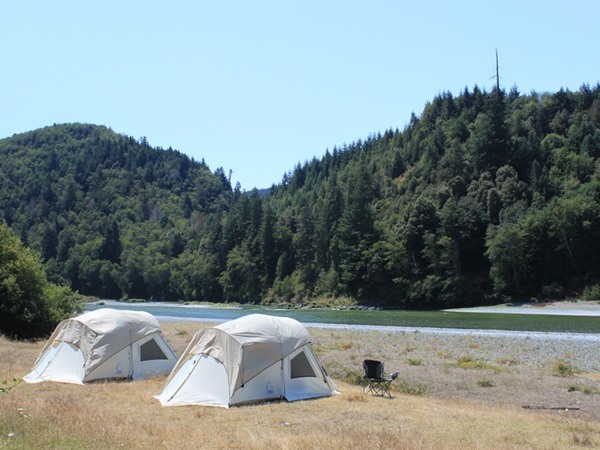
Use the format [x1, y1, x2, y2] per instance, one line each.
[363, 359, 399, 398]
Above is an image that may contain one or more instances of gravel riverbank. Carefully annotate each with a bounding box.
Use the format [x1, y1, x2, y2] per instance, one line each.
[306, 323, 600, 372]
[309, 325, 600, 421]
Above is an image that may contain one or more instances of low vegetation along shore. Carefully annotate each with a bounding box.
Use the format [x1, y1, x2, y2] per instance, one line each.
[2, 321, 600, 449]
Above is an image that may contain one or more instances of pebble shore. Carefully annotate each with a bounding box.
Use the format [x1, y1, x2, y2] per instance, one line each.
[307, 322, 600, 372]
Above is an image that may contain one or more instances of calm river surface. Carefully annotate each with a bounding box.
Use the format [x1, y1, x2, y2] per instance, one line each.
[86, 301, 600, 334]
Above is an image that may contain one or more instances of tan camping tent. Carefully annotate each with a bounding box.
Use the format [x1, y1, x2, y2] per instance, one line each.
[155, 314, 338, 408]
[24, 308, 177, 384]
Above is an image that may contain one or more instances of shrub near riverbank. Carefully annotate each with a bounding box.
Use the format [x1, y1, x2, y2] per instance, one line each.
[2, 322, 600, 448]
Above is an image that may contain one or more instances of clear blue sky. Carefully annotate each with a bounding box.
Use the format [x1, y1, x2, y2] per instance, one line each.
[2, 1, 599, 190]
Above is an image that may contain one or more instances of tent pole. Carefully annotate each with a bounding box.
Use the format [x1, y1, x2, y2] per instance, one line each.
[280, 345, 285, 400]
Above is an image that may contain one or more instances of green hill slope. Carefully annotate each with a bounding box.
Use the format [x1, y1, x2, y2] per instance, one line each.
[1, 84, 600, 308]
[262, 85, 600, 307]
[0, 123, 233, 301]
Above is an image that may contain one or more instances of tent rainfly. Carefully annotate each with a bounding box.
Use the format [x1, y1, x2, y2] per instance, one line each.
[155, 314, 338, 408]
[23, 308, 177, 384]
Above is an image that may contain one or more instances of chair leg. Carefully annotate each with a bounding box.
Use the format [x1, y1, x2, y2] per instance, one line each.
[382, 381, 392, 398]
[364, 382, 375, 395]
[364, 380, 393, 398]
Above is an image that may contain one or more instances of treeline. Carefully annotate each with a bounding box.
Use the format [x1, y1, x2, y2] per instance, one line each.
[0, 222, 81, 338]
[1, 84, 600, 308]
[266, 85, 600, 307]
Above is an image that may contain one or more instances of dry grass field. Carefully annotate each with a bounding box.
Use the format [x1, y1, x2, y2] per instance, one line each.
[1, 320, 600, 449]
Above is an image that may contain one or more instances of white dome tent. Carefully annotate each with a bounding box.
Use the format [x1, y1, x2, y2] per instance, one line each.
[155, 314, 338, 408]
[23, 308, 177, 384]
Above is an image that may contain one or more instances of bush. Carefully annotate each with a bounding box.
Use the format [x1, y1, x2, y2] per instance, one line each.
[581, 283, 600, 301]
[540, 282, 564, 299]
[553, 359, 575, 377]
[453, 356, 503, 373]
[0, 223, 82, 339]
[476, 379, 494, 388]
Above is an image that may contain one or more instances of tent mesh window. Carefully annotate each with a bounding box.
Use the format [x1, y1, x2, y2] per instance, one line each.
[140, 338, 168, 361]
[290, 351, 316, 378]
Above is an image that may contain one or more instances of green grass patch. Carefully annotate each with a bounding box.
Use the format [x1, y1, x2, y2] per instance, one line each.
[394, 380, 427, 395]
[553, 359, 576, 377]
[476, 379, 494, 388]
[568, 384, 600, 395]
[325, 361, 364, 385]
[0, 378, 21, 393]
[406, 357, 422, 366]
[453, 356, 504, 373]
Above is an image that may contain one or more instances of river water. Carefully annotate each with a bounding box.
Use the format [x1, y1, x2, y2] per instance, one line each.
[86, 301, 600, 335]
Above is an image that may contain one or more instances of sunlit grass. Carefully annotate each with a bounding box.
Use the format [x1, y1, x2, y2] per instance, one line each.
[2, 378, 597, 450]
[2, 324, 600, 449]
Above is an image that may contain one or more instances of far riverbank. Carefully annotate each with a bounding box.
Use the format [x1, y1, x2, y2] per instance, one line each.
[445, 300, 600, 316]
[87, 299, 600, 334]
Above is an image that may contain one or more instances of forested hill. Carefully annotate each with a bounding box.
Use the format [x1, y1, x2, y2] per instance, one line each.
[2, 84, 600, 308]
[0, 124, 234, 300]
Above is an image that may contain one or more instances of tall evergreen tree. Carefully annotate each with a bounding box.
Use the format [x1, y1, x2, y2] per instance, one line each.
[337, 163, 376, 296]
